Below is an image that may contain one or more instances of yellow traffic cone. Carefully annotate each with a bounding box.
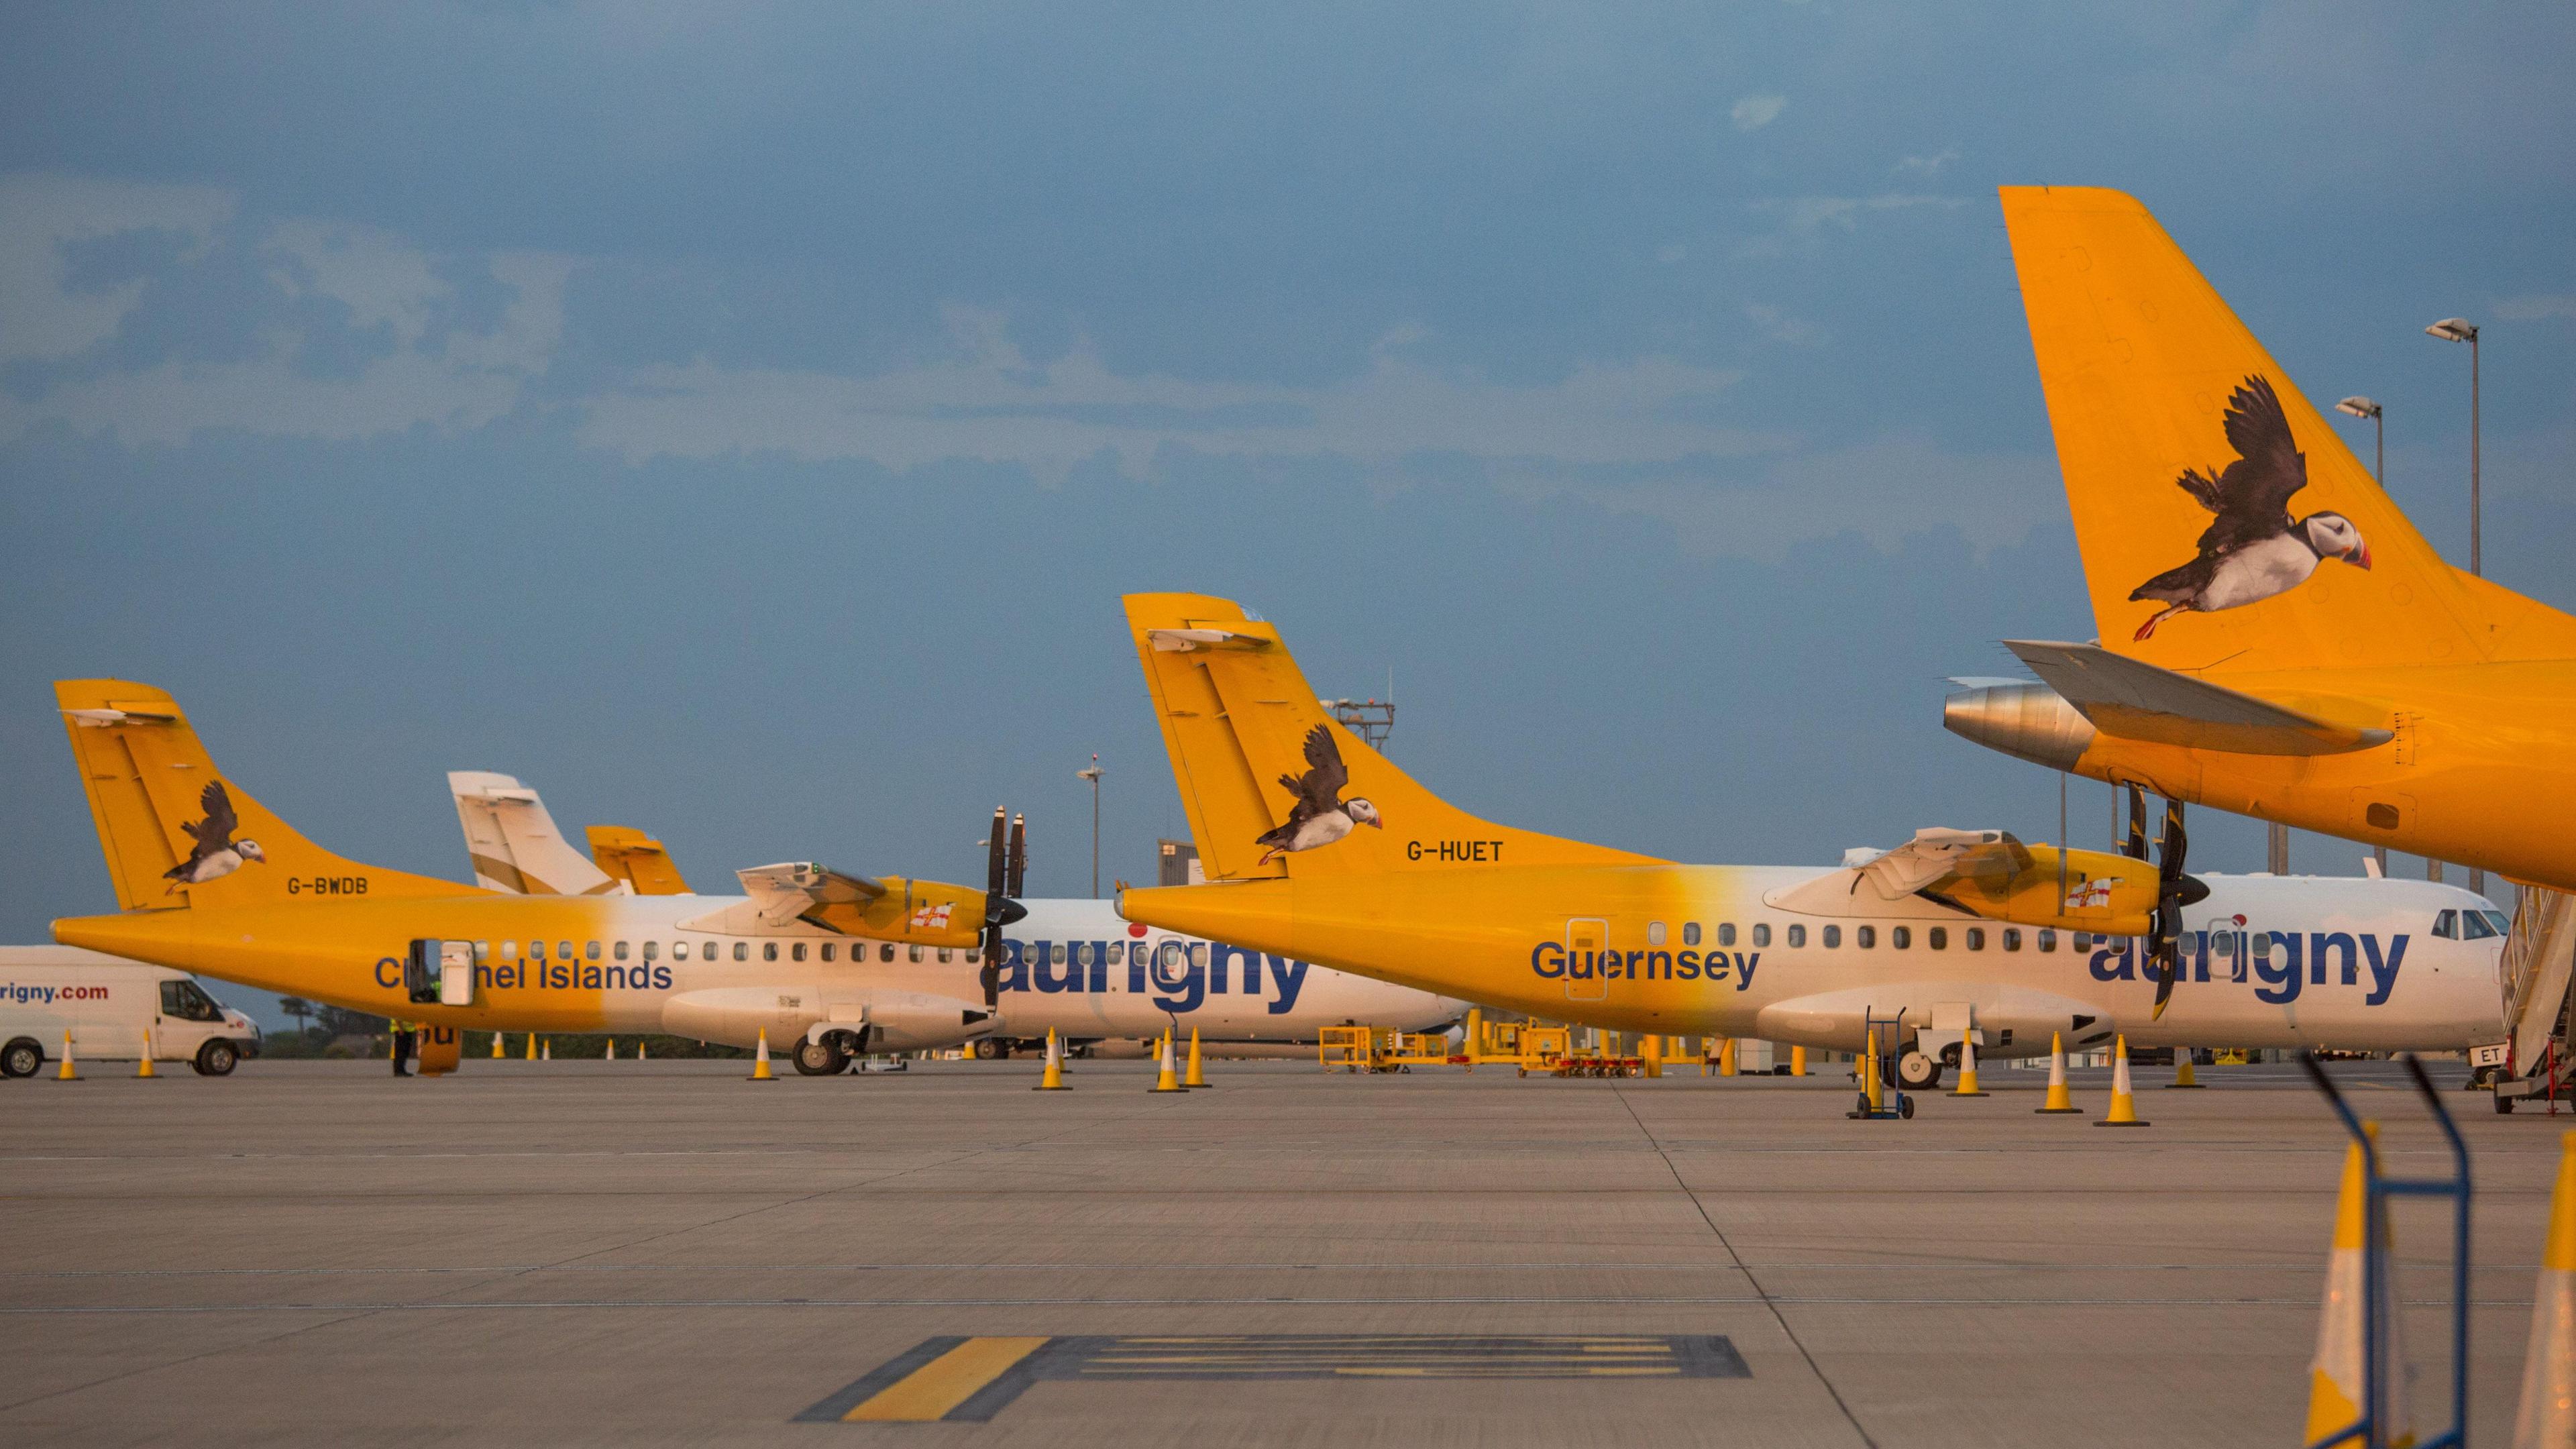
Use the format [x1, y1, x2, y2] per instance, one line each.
[1149, 1032, 1183, 1093]
[525, 1032, 537, 1061]
[136, 1027, 157, 1079]
[57, 1030, 78, 1081]
[491, 1032, 504, 1059]
[1183, 1026, 1208, 1088]
[1790, 1044, 1807, 1077]
[539, 1039, 550, 1061]
[605, 1038, 615, 1060]
[2035, 1030, 2082, 1114]
[1949, 1026, 1986, 1097]
[2167, 1048, 2204, 1089]
[749, 1028, 773, 1081]
[2308, 1124, 2414, 1448]
[635, 1039, 645, 1061]
[2514, 1130, 2576, 1449]
[1035, 1027, 1068, 1090]
[2094, 1036, 2149, 1127]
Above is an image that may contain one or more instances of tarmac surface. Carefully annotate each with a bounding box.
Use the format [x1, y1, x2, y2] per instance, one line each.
[3, 1055, 2567, 1447]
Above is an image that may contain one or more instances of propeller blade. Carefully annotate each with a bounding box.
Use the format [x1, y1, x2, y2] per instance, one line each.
[1007, 812, 1027, 900]
[2123, 782, 2148, 861]
[2151, 951, 2178, 1020]
[980, 806, 1008, 1009]
[2149, 796, 2188, 1021]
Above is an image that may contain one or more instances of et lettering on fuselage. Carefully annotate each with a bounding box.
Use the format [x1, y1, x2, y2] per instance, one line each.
[1407, 839, 1503, 863]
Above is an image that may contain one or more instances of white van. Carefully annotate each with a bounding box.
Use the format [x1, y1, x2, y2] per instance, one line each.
[1, 947, 263, 1077]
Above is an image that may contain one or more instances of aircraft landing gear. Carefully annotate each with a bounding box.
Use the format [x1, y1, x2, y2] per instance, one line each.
[1896, 1049, 1943, 1092]
[794, 1036, 850, 1075]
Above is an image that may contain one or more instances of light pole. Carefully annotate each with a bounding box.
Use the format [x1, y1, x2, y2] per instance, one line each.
[2426, 317, 2482, 894]
[1076, 755, 1103, 899]
[2335, 396, 2390, 881]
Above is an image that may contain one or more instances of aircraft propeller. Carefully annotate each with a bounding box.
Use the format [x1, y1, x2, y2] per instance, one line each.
[979, 808, 1029, 1009]
[2144, 794, 2210, 1020]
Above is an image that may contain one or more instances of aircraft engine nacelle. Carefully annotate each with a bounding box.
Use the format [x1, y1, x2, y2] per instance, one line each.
[1931, 843, 2162, 938]
[1943, 680, 2098, 773]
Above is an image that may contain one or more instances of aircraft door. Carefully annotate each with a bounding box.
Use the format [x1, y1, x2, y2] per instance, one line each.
[404, 940, 478, 1006]
[1564, 918, 1609, 1002]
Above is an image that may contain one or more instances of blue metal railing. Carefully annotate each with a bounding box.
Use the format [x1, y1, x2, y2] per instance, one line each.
[2300, 1053, 2471, 1449]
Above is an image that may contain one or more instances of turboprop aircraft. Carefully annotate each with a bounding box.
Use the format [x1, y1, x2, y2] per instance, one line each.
[1112, 594, 2507, 1085]
[50, 681, 1020, 1073]
[1944, 184, 2576, 896]
[449, 773, 1470, 1061]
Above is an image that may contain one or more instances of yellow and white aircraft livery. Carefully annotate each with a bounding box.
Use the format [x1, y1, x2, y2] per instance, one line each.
[451, 773, 1470, 1061]
[1113, 595, 2506, 1083]
[50, 680, 1015, 1070]
[1946, 184, 2576, 894]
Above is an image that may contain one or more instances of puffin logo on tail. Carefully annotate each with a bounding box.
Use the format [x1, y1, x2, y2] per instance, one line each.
[1254, 724, 1382, 865]
[2128, 374, 2371, 641]
[162, 780, 265, 892]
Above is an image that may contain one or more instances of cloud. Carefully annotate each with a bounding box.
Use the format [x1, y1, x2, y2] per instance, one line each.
[1894, 147, 1960, 178]
[1730, 94, 1787, 131]
[0, 174, 234, 364]
[2496, 294, 2576, 322]
[1752, 193, 1964, 235]
[1746, 303, 1826, 347]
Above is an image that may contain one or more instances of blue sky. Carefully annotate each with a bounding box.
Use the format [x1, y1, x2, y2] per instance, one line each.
[4, 4, 2571, 1024]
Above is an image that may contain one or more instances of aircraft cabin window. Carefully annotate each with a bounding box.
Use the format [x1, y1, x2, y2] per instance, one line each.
[643, 941, 659, 961]
[1752, 924, 1771, 948]
[1105, 943, 1124, 963]
[791, 943, 806, 963]
[879, 943, 894, 961]
[2460, 911, 2500, 941]
[910, 945, 924, 962]
[2073, 932, 2092, 951]
[585, 941, 601, 962]
[1682, 922, 1701, 946]
[2211, 933, 2234, 957]
[1049, 943, 1067, 965]
[1074, 943, 1093, 967]
[733, 942, 749, 962]
[763, 942, 779, 962]
[820, 943, 834, 962]
[2037, 928, 2056, 953]
[939, 948, 953, 963]
[2253, 933, 2275, 963]
[1855, 926, 1874, 949]
[1158, 941, 1183, 969]
[472, 940, 490, 963]
[1822, 925, 1841, 949]
[2432, 910, 2459, 939]
[1786, 924, 1806, 948]
[674, 942, 688, 961]
[1647, 922, 1666, 946]
[559, 941, 575, 961]
[2001, 928, 2020, 951]
[1968, 928, 1986, 951]
[1927, 927, 1947, 951]
[614, 941, 630, 961]
[1189, 944, 1208, 967]
[1717, 923, 1737, 947]
[499, 941, 518, 961]
[1892, 926, 1912, 949]
[965, 949, 980, 965]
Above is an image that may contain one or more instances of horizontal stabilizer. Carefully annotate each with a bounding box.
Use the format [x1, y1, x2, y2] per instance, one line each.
[2003, 640, 2391, 756]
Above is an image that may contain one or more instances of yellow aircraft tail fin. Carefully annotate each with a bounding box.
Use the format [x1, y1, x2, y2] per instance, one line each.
[588, 826, 692, 895]
[1122, 594, 1659, 880]
[55, 680, 478, 912]
[2000, 185, 2576, 672]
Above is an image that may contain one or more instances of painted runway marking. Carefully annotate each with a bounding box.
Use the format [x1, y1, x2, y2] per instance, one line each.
[797, 1334, 1751, 1423]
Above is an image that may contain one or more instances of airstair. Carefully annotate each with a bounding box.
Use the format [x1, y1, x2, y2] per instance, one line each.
[2491, 886, 2576, 1112]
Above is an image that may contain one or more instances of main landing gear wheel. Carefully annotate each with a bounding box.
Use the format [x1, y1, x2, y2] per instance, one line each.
[794, 1038, 849, 1076]
[1896, 1050, 1942, 1092]
[972, 1038, 1007, 1061]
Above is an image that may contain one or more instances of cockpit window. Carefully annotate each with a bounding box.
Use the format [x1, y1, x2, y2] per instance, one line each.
[2459, 910, 2500, 941]
[2431, 910, 2459, 940]
[2481, 909, 2512, 936]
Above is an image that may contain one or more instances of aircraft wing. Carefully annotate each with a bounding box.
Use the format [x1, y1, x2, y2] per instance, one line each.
[1843, 828, 2034, 901]
[2003, 641, 2392, 756]
[677, 864, 986, 951]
